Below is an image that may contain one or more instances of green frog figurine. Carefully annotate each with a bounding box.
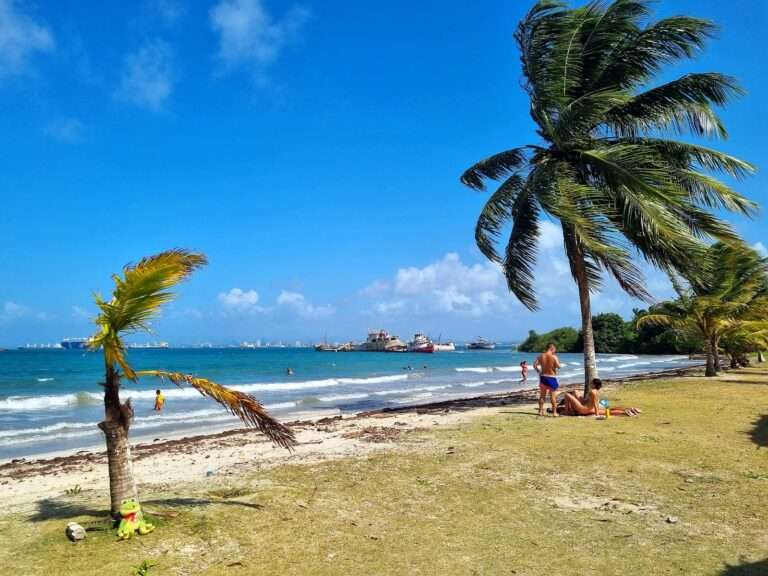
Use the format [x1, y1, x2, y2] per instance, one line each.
[116, 498, 155, 540]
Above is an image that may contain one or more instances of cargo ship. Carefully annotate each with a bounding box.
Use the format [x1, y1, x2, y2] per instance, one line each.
[61, 338, 90, 350]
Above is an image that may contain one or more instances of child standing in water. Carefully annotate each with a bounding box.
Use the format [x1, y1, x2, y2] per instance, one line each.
[519, 360, 529, 383]
[154, 389, 165, 412]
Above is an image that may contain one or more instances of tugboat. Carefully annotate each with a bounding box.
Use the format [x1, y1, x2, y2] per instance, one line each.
[467, 337, 496, 350]
[357, 330, 407, 352]
[407, 333, 435, 353]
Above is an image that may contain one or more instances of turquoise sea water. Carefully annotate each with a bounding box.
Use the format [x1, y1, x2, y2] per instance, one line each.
[0, 348, 697, 460]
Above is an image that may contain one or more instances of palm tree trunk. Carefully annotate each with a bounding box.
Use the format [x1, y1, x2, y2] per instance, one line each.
[758, 350, 765, 363]
[713, 336, 721, 373]
[98, 366, 138, 517]
[564, 230, 598, 394]
[704, 338, 716, 377]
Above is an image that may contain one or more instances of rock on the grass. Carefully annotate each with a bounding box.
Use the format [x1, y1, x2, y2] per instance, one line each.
[666, 516, 679, 524]
[65, 522, 86, 542]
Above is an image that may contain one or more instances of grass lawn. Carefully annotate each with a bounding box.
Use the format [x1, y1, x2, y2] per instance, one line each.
[1, 368, 767, 575]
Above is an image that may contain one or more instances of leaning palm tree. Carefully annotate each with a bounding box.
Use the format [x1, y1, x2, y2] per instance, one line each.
[461, 0, 756, 392]
[90, 249, 295, 516]
[638, 242, 768, 376]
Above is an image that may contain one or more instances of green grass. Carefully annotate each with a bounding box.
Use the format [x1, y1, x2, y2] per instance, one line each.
[2, 368, 767, 575]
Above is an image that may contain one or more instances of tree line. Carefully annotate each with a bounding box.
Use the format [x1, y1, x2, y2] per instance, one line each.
[517, 310, 701, 355]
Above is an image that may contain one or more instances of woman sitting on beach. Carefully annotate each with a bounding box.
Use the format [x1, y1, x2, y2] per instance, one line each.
[560, 379, 641, 417]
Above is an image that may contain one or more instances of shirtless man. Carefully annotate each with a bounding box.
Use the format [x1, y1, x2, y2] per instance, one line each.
[533, 342, 561, 417]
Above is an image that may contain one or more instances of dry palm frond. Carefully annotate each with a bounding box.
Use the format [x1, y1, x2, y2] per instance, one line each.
[137, 370, 296, 450]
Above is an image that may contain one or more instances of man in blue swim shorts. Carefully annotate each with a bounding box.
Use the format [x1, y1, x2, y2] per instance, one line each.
[533, 342, 562, 417]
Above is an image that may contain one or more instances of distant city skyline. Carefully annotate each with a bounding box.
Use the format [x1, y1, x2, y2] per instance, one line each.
[1, 0, 766, 347]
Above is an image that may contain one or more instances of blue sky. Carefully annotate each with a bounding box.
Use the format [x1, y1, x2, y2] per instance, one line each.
[0, 0, 766, 346]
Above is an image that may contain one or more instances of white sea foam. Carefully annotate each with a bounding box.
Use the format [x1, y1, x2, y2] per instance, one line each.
[0, 392, 99, 411]
[455, 367, 494, 373]
[36, 378, 55, 382]
[0, 374, 414, 411]
[317, 393, 370, 403]
[599, 355, 640, 363]
[0, 403, 294, 446]
[617, 361, 650, 369]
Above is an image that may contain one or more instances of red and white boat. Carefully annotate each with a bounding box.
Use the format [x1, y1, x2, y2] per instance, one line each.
[407, 333, 435, 353]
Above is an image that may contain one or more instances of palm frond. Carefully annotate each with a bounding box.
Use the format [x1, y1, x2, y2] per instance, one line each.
[137, 370, 296, 449]
[91, 249, 207, 380]
[474, 175, 525, 263]
[607, 73, 743, 138]
[460, 149, 527, 190]
[592, 16, 716, 90]
[503, 187, 541, 310]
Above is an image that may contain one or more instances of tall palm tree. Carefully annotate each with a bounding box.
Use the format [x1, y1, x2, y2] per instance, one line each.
[638, 242, 768, 376]
[461, 0, 756, 392]
[90, 249, 295, 516]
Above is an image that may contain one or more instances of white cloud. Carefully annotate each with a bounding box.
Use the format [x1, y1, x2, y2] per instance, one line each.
[45, 117, 85, 143]
[210, 0, 309, 74]
[538, 220, 562, 250]
[753, 241, 767, 257]
[367, 253, 513, 318]
[0, 0, 54, 78]
[277, 290, 334, 318]
[218, 288, 263, 311]
[115, 39, 174, 111]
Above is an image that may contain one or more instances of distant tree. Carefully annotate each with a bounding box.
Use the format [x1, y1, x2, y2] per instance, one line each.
[639, 243, 768, 376]
[591, 313, 626, 353]
[518, 327, 580, 352]
[462, 0, 755, 394]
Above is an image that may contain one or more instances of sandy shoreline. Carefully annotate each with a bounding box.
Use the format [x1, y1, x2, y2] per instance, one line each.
[0, 365, 704, 516]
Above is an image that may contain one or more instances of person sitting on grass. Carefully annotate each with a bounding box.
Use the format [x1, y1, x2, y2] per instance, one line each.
[560, 379, 641, 417]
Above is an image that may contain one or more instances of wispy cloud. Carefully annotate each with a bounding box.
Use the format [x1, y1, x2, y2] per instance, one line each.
[44, 117, 85, 143]
[1, 301, 28, 320]
[153, 0, 184, 26]
[753, 241, 767, 257]
[71, 305, 92, 320]
[115, 39, 174, 111]
[0, 0, 54, 78]
[277, 290, 334, 318]
[0, 301, 47, 321]
[210, 0, 309, 77]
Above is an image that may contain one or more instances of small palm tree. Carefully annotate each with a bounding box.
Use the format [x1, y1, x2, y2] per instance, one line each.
[461, 0, 756, 392]
[638, 243, 768, 376]
[90, 249, 295, 516]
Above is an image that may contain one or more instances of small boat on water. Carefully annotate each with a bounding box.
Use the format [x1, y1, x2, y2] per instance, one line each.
[433, 341, 456, 352]
[407, 333, 434, 353]
[357, 330, 407, 352]
[314, 343, 339, 352]
[467, 337, 496, 350]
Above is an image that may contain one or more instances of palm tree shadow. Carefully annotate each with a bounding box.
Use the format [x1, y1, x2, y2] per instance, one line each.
[719, 558, 768, 575]
[749, 415, 768, 448]
[29, 497, 108, 522]
[28, 495, 263, 522]
[143, 497, 263, 511]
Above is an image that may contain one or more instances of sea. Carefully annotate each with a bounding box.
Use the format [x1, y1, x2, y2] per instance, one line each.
[0, 348, 698, 461]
